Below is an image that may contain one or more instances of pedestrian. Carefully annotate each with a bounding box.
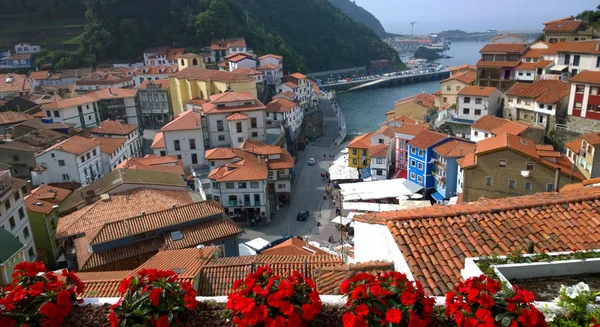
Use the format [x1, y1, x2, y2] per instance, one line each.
[335, 207, 340, 215]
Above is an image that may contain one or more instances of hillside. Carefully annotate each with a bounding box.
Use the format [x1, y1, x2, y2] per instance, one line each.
[327, 0, 387, 37]
[0, 0, 403, 73]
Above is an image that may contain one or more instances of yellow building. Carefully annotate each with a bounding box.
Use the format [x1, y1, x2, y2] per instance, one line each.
[347, 133, 372, 169]
[386, 93, 435, 123]
[169, 66, 258, 116]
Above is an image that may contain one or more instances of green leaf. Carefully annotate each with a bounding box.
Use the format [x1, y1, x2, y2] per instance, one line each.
[501, 316, 512, 327]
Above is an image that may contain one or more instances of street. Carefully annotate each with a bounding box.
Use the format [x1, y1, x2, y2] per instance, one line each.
[240, 96, 345, 248]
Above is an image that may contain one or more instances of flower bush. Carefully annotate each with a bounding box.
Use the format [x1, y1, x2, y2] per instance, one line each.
[446, 275, 547, 327]
[226, 265, 322, 327]
[340, 271, 434, 327]
[0, 261, 85, 327]
[545, 282, 600, 327]
[108, 269, 198, 327]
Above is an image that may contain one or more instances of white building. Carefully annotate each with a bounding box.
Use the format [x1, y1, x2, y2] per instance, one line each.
[513, 60, 555, 82]
[278, 73, 312, 109]
[92, 137, 127, 173]
[190, 92, 267, 149]
[226, 53, 256, 72]
[232, 67, 265, 86]
[369, 144, 391, 181]
[542, 40, 600, 78]
[14, 42, 40, 54]
[40, 88, 140, 129]
[456, 86, 503, 123]
[159, 110, 204, 168]
[33, 136, 103, 186]
[143, 47, 185, 66]
[90, 119, 142, 158]
[258, 54, 284, 86]
[0, 171, 37, 261]
[265, 97, 303, 137]
[209, 38, 248, 64]
[132, 66, 178, 87]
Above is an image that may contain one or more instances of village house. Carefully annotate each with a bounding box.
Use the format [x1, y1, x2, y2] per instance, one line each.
[454, 86, 502, 124]
[0, 73, 31, 98]
[143, 46, 185, 66]
[347, 133, 372, 169]
[278, 73, 313, 109]
[265, 97, 303, 137]
[159, 110, 204, 168]
[222, 52, 257, 72]
[132, 66, 178, 87]
[542, 40, 600, 78]
[6, 53, 33, 69]
[390, 120, 429, 177]
[459, 133, 582, 202]
[232, 67, 265, 89]
[469, 115, 545, 143]
[476, 43, 527, 92]
[33, 136, 103, 186]
[431, 140, 476, 203]
[386, 93, 435, 123]
[504, 80, 571, 131]
[258, 54, 284, 87]
[116, 155, 186, 177]
[138, 79, 173, 128]
[567, 70, 600, 129]
[89, 119, 142, 158]
[433, 69, 477, 108]
[0, 228, 28, 285]
[0, 111, 33, 134]
[368, 144, 391, 181]
[75, 71, 134, 91]
[24, 184, 71, 266]
[151, 132, 166, 156]
[209, 38, 248, 64]
[0, 172, 37, 264]
[570, 132, 600, 180]
[407, 130, 452, 190]
[14, 42, 40, 54]
[543, 16, 595, 43]
[91, 137, 127, 173]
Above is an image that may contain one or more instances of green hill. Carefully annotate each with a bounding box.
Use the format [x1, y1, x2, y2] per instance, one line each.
[327, 0, 387, 38]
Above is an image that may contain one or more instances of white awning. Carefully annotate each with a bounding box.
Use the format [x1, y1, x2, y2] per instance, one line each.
[331, 216, 353, 225]
[244, 238, 270, 251]
[550, 65, 567, 72]
[340, 178, 423, 201]
[329, 154, 360, 180]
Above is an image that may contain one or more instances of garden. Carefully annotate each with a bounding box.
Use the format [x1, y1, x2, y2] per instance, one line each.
[1, 251, 600, 327]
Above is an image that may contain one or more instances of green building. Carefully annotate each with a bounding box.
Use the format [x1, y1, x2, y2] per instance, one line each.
[25, 185, 71, 267]
[0, 228, 27, 284]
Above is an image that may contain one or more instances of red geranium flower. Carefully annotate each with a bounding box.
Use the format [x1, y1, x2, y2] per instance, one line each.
[385, 308, 402, 324]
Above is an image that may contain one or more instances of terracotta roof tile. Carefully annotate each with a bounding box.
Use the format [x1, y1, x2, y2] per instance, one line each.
[394, 123, 429, 137]
[408, 130, 449, 149]
[357, 186, 600, 295]
[90, 119, 137, 136]
[458, 86, 499, 97]
[25, 185, 71, 214]
[0, 74, 30, 95]
[449, 64, 477, 72]
[476, 60, 521, 68]
[116, 156, 185, 176]
[373, 126, 399, 139]
[166, 48, 185, 61]
[226, 113, 249, 121]
[77, 270, 131, 297]
[348, 133, 373, 149]
[232, 67, 262, 76]
[207, 149, 268, 182]
[582, 132, 600, 145]
[314, 261, 393, 295]
[394, 93, 435, 108]
[140, 79, 170, 89]
[457, 153, 476, 168]
[505, 80, 570, 104]
[259, 54, 283, 60]
[288, 72, 307, 80]
[266, 97, 297, 113]
[0, 111, 33, 126]
[240, 139, 284, 156]
[479, 43, 527, 54]
[210, 38, 246, 50]
[522, 48, 546, 59]
[159, 110, 201, 132]
[369, 144, 389, 158]
[92, 137, 126, 154]
[205, 148, 238, 160]
[442, 71, 477, 85]
[259, 238, 329, 256]
[475, 133, 539, 158]
[535, 144, 554, 151]
[570, 70, 600, 84]
[544, 20, 583, 32]
[433, 140, 476, 158]
[257, 64, 279, 70]
[171, 68, 253, 83]
[202, 92, 266, 114]
[160, 218, 242, 251]
[37, 135, 100, 156]
[151, 132, 165, 149]
[515, 60, 554, 70]
[565, 138, 582, 153]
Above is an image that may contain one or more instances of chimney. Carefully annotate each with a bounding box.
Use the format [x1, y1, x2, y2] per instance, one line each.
[172, 203, 177, 208]
[554, 168, 560, 192]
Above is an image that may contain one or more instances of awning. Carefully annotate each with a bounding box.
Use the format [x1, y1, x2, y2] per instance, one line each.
[340, 178, 423, 201]
[359, 167, 372, 178]
[550, 65, 567, 72]
[431, 192, 445, 202]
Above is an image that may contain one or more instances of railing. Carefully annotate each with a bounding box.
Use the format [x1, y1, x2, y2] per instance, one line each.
[0, 172, 11, 199]
[555, 123, 597, 135]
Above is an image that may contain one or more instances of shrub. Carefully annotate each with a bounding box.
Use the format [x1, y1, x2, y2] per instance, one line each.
[446, 275, 547, 327]
[226, 265, 322, 327]
[108, 269, 198, 327]
[0, 261, 85, 327]
[546, 282, 600, 327]
[340, 271, 434, 327]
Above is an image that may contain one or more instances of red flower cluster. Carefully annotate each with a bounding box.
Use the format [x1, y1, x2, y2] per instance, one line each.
[109, 269, 197, 327]
[340, 271, 434, 327]
[226, 266, 322, 327]
[446, 275, 547, 327]
[0, 261, 84, 327]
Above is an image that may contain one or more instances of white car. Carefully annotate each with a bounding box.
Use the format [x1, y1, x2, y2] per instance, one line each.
[308, 158, 316, 165]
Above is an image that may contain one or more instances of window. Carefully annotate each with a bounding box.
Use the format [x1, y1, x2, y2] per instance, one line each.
[446, 86, 451, 91]
[474, 109, 481, 116]
[524, 181, 533, 190]
[417, 162, 423, 170]
[443, 97, 447, 103]
[188, 138, 196, 150]
[53, 110, 60, 117]
[376, 170, 383, 176]
[18, 207, 25, 219]
[92, 149, 97, 156]
[546, 183, 555, 192]
[411, 148, 416, 154]
[597, 56, 600, 68]
[23, 227, 29, 239]
[591, 87, 599, 96]
[86, 152, 91, 159]
[9, 217, 15, 230]
[237, 137, 243, 142]
[463, 108, 470, 115]
[411, 160, 416, 167]
[252, 132, 258, 137]
[576, 85, 585, 93]
[474, 131, 479, 136]
[254, 194, 261, 205]
[46, 111, 51, 117]
[62, 174, 70, 181]
[177, 155, 182, 159]
[475, 98, 482, 104]
[28, 248, 34, 259]
[485, 176, 493, 186]
[236, 122, 242, 133]
[376, 158, 383, 164]
[573, 55, 580, 66]
[417, 176, 423, 183]
[575, 102, 583, 109]
[378, 138, 384, 144]
[217, 120, 224, 131]
[250, 182, 259, 188]
[174, 140, 180, 151]
[410, 172, 416, 179]
[238, 182, 247, 188]
[463, 97, 471, 104]
[518, 72, 524, 76]
[191, 153, 198, 164]
[225, 182, 235, 189]
[251, 118, 257, 128]
[498, 159, 507, 168]
[80, 156, 85, 163]
[14, 191, 20, 201]
[508, 179, 516, 189]
[218, 135, 225, 141]
[418, 150, 423, 156]
[352, 159, 357, 165]
[526, 162, 535, 170]
[214, 196, 220, 202]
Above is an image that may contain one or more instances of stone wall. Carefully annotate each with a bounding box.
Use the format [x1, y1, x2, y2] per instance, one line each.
[299, 109, 324, 141]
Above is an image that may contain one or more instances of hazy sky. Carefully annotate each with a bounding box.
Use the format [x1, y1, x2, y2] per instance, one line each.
[353, 0, 599, 34]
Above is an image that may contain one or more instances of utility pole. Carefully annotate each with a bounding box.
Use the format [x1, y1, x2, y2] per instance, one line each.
[411, 21, 417, 37]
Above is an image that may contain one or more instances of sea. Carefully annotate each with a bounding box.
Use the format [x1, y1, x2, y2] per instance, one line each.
[336, 41, 485, 134]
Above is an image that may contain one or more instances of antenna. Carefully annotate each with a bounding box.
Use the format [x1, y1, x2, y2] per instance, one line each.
[411, 22, 417, 37]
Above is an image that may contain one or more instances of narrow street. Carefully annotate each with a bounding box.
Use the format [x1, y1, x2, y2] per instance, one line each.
[240, 96, 345, 248]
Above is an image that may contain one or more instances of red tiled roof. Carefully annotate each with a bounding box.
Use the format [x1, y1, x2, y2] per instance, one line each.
[433, 140, 476, 158]
[226, 113, 249, 121]
[257, 64, 279, 70]
[92, 137, 126, 154]
[260, 238, 329, 256]
[475, 133, 539, 158]
[357, 186, 600, 295]
[166, 48, 185, 61]
[266, 97, 297, 113]
[476, 60, 521, 68]
[29, 71, 49, 80]
[202, 93, 266, 115]
[210, 38, 246, 50]
[259, 54, 283, 60]
[369, 144, 388, 158]
[37, 135, 100, 156]
[0, 74, 30, 95]
[582, 132, 600, 145]
[205, 148, 238, 160]
[565, 138, 582, 153]
[479, 43, 527, 54]
[570, 70, 600, 85]
[282, 81, 298, 89]
[506, 80, 570, 104]
[211, 91, 257, 104]
[116, 156, 185, 176]
[457, 152, 476, 168]
[522, 48, 546, 59]
[288, 72, 307, 80]
[25, 185, 71, 214]
[151, 132, 165, 149]
[207, 149, 268, 182]
[348, 133, 372, 149]
[408, 130, 449, 149]
[544, 20, 583, 32]
[515, 60, 554, 70]
[394, 123, 429, 137]
[544, 41, 600, 55]
[449, 64, 477, 72]
[77, 270, 131, 297]
[441, 71, 477, 85]
[232, 67, 262, 76]
[170, 68, 253, 83]
[90, 119, 137, 136]
[373, 126, 399, 138]
[0, 111, 33, 126]
[140, 79, 170, 89]
[394, 93, 435, 108]
[159, 110, 201, 132]
[314, 261, 393, 295]
[458, 86, 499, 97]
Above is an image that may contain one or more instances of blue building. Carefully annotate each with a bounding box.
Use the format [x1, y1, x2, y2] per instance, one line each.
[407, 130, 452, 191]
[7, 53, 33, 69]
[430, 140, 476, 203]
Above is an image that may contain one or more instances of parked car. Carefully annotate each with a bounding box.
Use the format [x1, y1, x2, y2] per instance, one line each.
[297, 210, 309, 221]
[308, 158, 316, 165]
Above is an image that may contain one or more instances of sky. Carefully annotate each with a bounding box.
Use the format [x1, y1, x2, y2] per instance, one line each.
[353, 0, 599, 35]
